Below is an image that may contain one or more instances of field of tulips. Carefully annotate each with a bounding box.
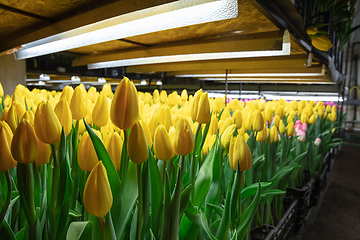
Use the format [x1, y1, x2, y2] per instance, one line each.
[0, 78, 344, 240]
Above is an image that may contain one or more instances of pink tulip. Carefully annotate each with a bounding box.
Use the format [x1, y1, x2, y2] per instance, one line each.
[298, 130, 306, 142]
[302, 123, 307, 132]
[314, 138, 321, 146]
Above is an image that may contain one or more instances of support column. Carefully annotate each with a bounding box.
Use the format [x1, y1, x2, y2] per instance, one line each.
[0, 53, 26, 96]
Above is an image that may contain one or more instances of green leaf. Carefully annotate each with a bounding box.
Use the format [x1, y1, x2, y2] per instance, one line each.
[180, 185, 191, 215]
[241, 182, 271, 200]
[66, 221, 93, 240]
[69, 209, 82, 218]
[230, 166, 241, 229]
[215, 182, 231, 240]
[0, 219, 16, 240]
[184, 208, 217, 240]
[169, 167, 182, 239]
[236, 182, 261, 239]
[160, 173, 171, 240]
[205, 203, 224, 217]
[83, 120, 121, 234]
[103, 212, 116, 240]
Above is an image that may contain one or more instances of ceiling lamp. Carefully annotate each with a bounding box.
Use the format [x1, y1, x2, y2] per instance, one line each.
[15, 0, 238, 60]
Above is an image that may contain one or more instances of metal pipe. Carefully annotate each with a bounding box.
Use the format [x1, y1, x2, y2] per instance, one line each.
[225, 69, 228, 106]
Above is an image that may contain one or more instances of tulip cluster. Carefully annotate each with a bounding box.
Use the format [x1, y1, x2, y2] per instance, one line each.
[0, 80, 344, 240]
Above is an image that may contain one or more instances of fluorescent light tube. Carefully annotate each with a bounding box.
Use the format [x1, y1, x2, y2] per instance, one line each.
[15, 0, 238, 60]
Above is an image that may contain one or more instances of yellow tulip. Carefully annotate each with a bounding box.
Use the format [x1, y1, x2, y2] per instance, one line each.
[78, 131, 99, 172]
[0, 83, 3, 98]
[0, 121, 17, 171]
[160, 90, 167, 103]
[270, 126, 278, 143]
[181, 89, 188, 102]
[60, 85, 74, 104]
[233, 110, 242, 129]
[219, 118, 233, 134]
[35, 136, 51, 166]
[253, 110, 264, 132]
[220, 107, 231, 121]
[54, 99, 72, 136]
[221, 124, 236, 149]
[11, 119, 39, 164]
[173, 116, 195, 156]
[0, 106, 9, 121]
[148, 113, 161, 140]
[306, 26, 318, 35]
[159, 105, 172, 131]
[107, 132, 123, 171]
[287, 115, 294, 124]
[83, 161, 113, 217]
[242, 111, 253, 131]
[290, 100, 298, 111]
[22, 110, 35, 126]
[102, 84, 113, 98]
[34, 101, 62, 145]
[202, 134, 217, 155]
[139, 120, 152, 147]
[208, 115, 219, 135]
[191, 89, 210, 124]
[229, 135, 252, 171]
[287, 122, 294, 136]
[212, 97, 224, 114]
[7, 101, 25, 133]
[153, 89, 160, 104]
[256, 126, 267, 142]
[264, 107, 273, 122]
[87, 86, 98, 103]
[70, 86, 87, 120]
[273, 115, 280, 128]
[110, 77, 139, 130]
[279, 120, 286, 134]
[311, 36, 333, 51]
[301, 113, 308, 124]
[325, 105, 331, 113]
[275, 105, 284, 119]
[101, 119, 114, 138]
[308, 115, 316, 124]
[128, 122, 149, 164]
[92, 92, 109, 127]
[154, 125, 173, 161]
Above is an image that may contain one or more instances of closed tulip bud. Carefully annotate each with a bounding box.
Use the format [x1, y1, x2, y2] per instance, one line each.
[287, 115, 294, 124]
[159, 105, 172, 131]
[34, 101, 62, 145]
[275, 105, 284, 119]
[220, 107, 231, 121]
[273, 115, 280, 128]
[83, 161, 113, 217]
[128, 122, 149, 164]
[191, 89, 210, 124]
[87, 86, 98, 103]
[153, 89, 160, 104]
[22, 110, 35, 125]
[0, 106, 9, 121]
[148, 113, 161, 140]
[60, 85, 74, 103]
[0, 83, 3, 98]
[300, 113, 308, 124]
[78, 132, 99, 172]
[233, 110, 242, 129]
[331, 128, 335, 134]
[54, 99, 72, 136]
[265, 108, 273, 122]
[256, 126, 267, 142]
[35, 136, 51, 166]
[107, 132, 123, 171]
[181, 89, 188, 101]
[173, 116, 195, 156]
[154, 125, 173, 161]
[331, 106, 337, 113]
[229, 135, 252, 171]
[318, 107, 325, 118]
[270, 126, 278, 143]
[8, 101, 25, 133]
[92, 92, 109, 127]
[202, 134, 217, 155]
[208, 115, 219, 135]
[287, 122, 294, 136]
[308, 115, 315, 124]
[0, 121, 17, 171]
[139, 120, 152, 147]
[298, 130, 306, 142]
[306, 26, 318, 35]
[279, 120, 286, 134]
[160, 90, 167, 103]
[70, 86, 87, 120]
[212, 97, 224, 114]
[243, 111, 253, 131]
[102, 84, 113, 98]
[11, 119, 38, 164]
[101, 119, 114, 138]
[221, 124, 236, 149]
[219, 118, 233, 134]
[110, 77, 139, 130]
[253, 110, 264, 132]
[314, 137, 321, 146]
[311, 36, 333, 51]
[325, 105, 331, 112]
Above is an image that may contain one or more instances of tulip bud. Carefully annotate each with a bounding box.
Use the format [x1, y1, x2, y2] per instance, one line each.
[298, 130, 306, 142]
[70, 86, 87, 120]
[279, 120, 286, 134]
[153, 89, 160, 104]
[92, 92, 110, 127]
[8, 101, 25, 133]
[54, 99, 72, 136]
[311, 36, 333, 51]
[154, 125, 173, 161]
[229, 135, 252, 171]
[275, 105, 284, 119]
[308, 115, 315, 124]
[270, 126, 278, 143]
[256, 126, 267, 142]
[35, 136, 51, 166]
[0, 82, 3, 98]
[306, 26, 318, 35]
[173, 116, 195, 156]
[160, 90, 167, 104]
[0, 121, 17, 171]
[87, 86, 98, 103]
[220, 107, 231, 121]
[110, 77, 139, 130]
[148, 113, 161, 140]
[219, 118, 233, 134]
[107, 132, 123, 171]
[221, 124, 236, 149]
[202, 134, 217, 155]
[181, 89, 188, 102]
[60, 85, 74, 104]
[300, 113, 308, 124]
[208, 115, 219, 135]
[34, 101, 62, 145]
[233, 110, 242, 129]
[273, 115, 280, 128]
[243, 111, 253, 131]
[102, 84, 113, 98]
[11, 119, 39, 164]
[287, 122, 294, 136]
[253, 110, 264, 132]
[159, 105, 172, 131]
[22, 110, 35, 126]
[314, 138, 321, 146]
[83, 161, 113, 217]
[128, 122, 149, 164]
[78, 131, 99, 172]
[191, 89, 210, 124]
[264, 107, 273, 122]
[0, 106, 9, 121]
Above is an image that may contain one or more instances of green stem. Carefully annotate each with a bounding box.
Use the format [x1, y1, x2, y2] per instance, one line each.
[161, 161, 167, 185]
[25, 164, 37, 240]
[98, 217, 105, 238]
[121, 129, 129, 192]
[136, 163, 143, 240]
[190, 123, 201, 201]
[50, 144, 59, 240]
[0, 170, 12, 226]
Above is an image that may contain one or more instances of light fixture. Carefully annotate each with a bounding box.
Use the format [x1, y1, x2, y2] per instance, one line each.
[71, 76, 81, 82]
[98, 77, 107, 83]
[141, 80, 147, 86]
[206, 92, 260, 99]
[264, 95, 343, 102]
[156, 80, 162, 86]
[88, 30, 291, 69]
[15, 0, 238, 60]
[39, 74, 50, 80]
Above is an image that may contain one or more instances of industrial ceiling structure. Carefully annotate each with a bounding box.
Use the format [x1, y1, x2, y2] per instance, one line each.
[0, 0, 345, 97]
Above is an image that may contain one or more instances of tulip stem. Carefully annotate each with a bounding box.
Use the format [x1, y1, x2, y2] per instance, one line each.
[98, 217, 105, 236]
[161, 161, 167, 185]
[190, 123, 201, 202]
[50, 144, 60, 240]
[25, 164, 37, 240]
[136, 163, 143, 240]
[0, 170, 11, 227]
[120, 129, 129, 192]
